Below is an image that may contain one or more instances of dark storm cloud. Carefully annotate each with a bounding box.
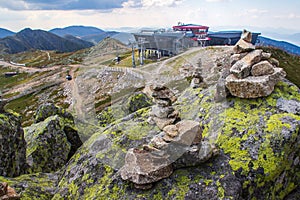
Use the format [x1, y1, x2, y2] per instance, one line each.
[0, 0, 130, 10]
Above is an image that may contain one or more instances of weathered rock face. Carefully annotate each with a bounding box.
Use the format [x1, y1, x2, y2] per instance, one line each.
[48, 80, 300, 199]
[34, 103, 73, 123]
[24, 105, 82, 173]
[97, 92, 153, 128]
[1, 46, 300, 200]
[120, 148, 173, 186]
[251, 60, 275, 76]
[226, 30, 286, 98]
[226, 68, 286, 98]
[123, 92, 153, 115]
[0, 111, 27, 177]
[0, 173, 58, 200]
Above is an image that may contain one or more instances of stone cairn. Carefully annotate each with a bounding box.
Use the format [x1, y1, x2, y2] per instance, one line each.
[120, 84, 217, 189]
[179, 63, 203, 88]
[0, 182, 20, 200]
[148, 85, 179, 129]
[225, 30, 286, 98]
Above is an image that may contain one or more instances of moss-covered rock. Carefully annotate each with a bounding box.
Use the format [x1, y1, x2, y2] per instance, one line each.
[97, 92, 153, 127]
[24, 114, 82, 173]
[54, 79, 300, 199]
[0, 173, 58, 200]
[54, 107, 162, 199]
[124, 92, 153, 115]
[34, 103, 73, 123]
[0, 111, 27, 177]
[177, 79, 300, 199]
[2, 47, 300, 199]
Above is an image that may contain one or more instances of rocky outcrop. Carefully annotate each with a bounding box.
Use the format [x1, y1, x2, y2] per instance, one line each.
[97, 92, 153, 128]
[0, 182, 20, 200]
[24, 104, 82, 173]
[34, 103, 74, 123]
[225, 30, 286, 98]
[0, 109, 27, 177]
[49, 79, 300, 199]
[0, 173, 58, 200]
[1, 45, 300, 199]
[123, 92, 153, 115]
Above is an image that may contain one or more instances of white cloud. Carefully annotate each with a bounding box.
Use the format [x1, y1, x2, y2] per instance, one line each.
[0, 0, 31, 10]
[205, 0, 230, 2]
[122, 0, 139, 8]
[247, 8, 268, 14]
[236, 8, 269, 18]
[141, 0, 184, 7]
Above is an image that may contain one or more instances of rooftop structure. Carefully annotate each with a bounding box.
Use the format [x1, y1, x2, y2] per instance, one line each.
[133, 29, 197, 56]
[173, 23, 209, 36]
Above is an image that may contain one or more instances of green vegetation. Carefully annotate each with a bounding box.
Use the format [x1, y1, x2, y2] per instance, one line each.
[2, 49, 89, 67]
[0, 68, 30, 91]
[5, 93, 38, 126]
[259, 46, 300, 88]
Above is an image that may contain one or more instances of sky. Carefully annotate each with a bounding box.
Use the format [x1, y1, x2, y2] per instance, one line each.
[0, 0, 300, 35]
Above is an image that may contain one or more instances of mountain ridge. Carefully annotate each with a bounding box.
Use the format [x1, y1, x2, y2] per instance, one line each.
[0, 28, 15, 38]
[0, 28, 93, 54]
[49, 25, 104, 37]
[258, 36, 300, 55]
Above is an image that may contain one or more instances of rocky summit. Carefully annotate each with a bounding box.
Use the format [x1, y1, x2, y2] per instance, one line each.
[225, 30, 287, 98]
[0, 34, 300, 200]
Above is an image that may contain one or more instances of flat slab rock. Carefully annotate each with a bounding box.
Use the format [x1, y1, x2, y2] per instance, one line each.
[225, 68, 286, 98]
[119, 148, 173, 185]
[120, 120, 202, 187]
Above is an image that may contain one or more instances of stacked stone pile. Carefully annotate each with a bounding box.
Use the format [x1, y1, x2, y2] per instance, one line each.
[120, 84, 217, 189]
[179, 63, 203, 88]
[225, 30, 286, 98]
[148, 85, 179, 129]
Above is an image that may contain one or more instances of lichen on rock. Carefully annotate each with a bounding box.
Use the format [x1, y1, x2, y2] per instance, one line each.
[0, 111, 27, 177]
[24, 104, 82, 173]
[1, 43, 300, 199]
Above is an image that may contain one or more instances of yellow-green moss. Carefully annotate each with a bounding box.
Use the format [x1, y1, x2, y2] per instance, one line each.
[217, 180, 225, 199]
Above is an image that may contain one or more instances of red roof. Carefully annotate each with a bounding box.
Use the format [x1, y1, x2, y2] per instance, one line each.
[173, 24, 209, 31]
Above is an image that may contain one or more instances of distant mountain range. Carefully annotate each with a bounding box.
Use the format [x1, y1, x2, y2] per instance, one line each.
[257, 36, 300, 56]
[0, 28, 93, 54]
[49, 25, 105, 37]
[0, 28, 15, 38]
[1, 25, 300, 56]
[49, 26, 120, 44]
